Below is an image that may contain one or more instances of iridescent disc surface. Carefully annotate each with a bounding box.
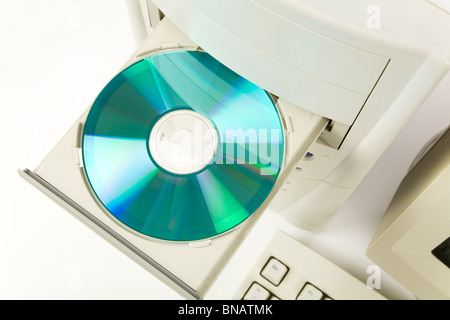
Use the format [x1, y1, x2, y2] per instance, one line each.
[82, 50, 284, 242]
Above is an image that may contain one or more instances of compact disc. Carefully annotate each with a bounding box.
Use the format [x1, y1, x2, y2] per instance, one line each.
[82, 50, 284, 242]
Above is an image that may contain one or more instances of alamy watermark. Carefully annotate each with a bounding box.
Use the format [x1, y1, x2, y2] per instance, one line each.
[222, 128, 281, 167]
[65, 5, 81, 31]
[66, 265, 81, 290]
[163, 118, 282, 176]
[366, 5, 381, 30]
[366, 264, 381, 290]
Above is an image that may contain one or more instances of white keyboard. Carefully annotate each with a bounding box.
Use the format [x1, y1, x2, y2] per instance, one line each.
[233, 230, 386, 300]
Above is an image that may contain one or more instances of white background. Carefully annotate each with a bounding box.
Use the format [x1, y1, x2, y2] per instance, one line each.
[1, 0, 449, 300]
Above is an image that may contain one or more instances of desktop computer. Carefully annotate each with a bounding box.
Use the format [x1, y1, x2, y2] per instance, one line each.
[19, 0, 450, 299]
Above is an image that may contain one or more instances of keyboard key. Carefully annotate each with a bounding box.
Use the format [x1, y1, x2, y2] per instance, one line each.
[243, 282, 271, 300]
[297, 283, 324, 300]
[260, 257, 289, 286]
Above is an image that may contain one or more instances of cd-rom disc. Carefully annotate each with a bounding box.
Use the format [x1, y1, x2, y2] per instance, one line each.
[82, 50, 284, 242]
